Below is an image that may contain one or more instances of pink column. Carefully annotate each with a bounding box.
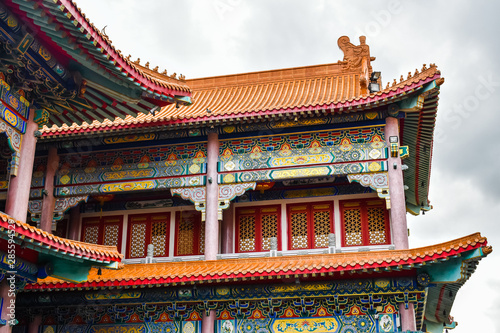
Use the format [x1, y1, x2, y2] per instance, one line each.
[28, 315, 42, 333]
[202, 310, 216, 333]
[385, 116, 409, 250]
[221, 203, 233, 254]
[40, 146, 59, 232]
[0, 279, 14, 333]
[68, 206, 81, 240]
[5, 110, 38, 224]
[399, 303, 416, 331]
[205, 132, 220, 260]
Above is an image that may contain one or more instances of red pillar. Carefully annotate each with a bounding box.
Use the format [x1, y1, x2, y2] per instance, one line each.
[201, 310, 215, 333]
[399, 303, 416, 331]
[0, 279, 15, 333]
[27, 315, 42, 333]
[5, 110, 38, 224]
[40, 146, 59, 232]
[205, 132, 219, 260]
[67, 207, 81, 241]
[385, 116, 409, 250]
[221, 203, 233, 254]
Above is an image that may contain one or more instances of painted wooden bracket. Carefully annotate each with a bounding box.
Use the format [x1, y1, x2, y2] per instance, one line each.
[28, 196, 88, 229]
[171, 182, 256, 221]
[347, 172, 391, 209]
[0, 118, 23, 176]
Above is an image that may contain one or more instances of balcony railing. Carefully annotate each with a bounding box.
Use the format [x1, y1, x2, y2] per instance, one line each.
[121, 235, 395, 264]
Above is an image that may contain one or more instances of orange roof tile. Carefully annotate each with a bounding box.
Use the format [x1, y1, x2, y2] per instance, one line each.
[0, 211, 122, 263]
[60, 0, 191, 95]
[27, 233, 490, 290]
[41, 63, 441, 136]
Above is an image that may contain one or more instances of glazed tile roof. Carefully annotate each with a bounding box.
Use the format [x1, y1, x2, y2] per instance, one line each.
[2, 0, 191, 127]
[41, 63, 441, 136]
[25, 233, 490, 291]
[0, 211, 122, 264]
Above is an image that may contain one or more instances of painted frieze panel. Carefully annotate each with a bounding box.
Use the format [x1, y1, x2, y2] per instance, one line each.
[55, 176, 205, 196]
[0, 103, 26, 133]
[0, 78, 30, 132]
[52, 142, 207, 195]
[219, 144, 387, 172]
[219, 126, 385, 157]
[55, 157, 205, 186]
[218, 126, 387, 184]
[87, 324, 146, 333]
[220, 162, 387, 184]
[18, 289, 426, 330]
[220, 111, 386, 136]
[58, 142, 206, 169]
[146, 321, 179, 333]
[31, 156, 47, 188]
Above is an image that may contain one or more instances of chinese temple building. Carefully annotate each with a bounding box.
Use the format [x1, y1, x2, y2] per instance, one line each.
[0, 1, 492, 333]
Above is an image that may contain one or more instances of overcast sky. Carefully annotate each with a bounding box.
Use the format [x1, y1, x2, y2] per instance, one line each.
[76, 1, 499, 331]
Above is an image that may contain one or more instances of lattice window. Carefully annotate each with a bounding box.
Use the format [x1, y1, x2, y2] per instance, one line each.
[261, 213, 278, 250]
[177, 218, 195, 256]
[236, 206, 280, 253]
[152, 221, 168, 256]
[129, 222, 147, 258]
[83, 225, 99, 244]
[314, 210, 331, 248]
[175, 211, 203, 256]
[341, 200, 390, 247]
[103, 224, 120, 247]
[287, 203, 333, 250]
[290, 212, 308, 249]
[368, 207, 387, 244]
[127, 213, 170, 259]
[239, 215, 256, 252]
[199, 221, 205, 254]
[81, 216, 123, 251]
[343, 209, 363, 246]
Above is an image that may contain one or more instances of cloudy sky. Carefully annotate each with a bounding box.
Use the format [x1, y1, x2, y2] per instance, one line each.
[77, 1, 499, 331]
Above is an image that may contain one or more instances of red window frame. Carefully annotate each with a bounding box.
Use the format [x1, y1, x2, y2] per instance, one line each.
[235, 205, 281, 253]
[174, 210, 204, 256]
[340, 199, 391, 247]
[286, 201, 334, 250]
[81, 215, 123, 250]
[126, 212, 170, 259]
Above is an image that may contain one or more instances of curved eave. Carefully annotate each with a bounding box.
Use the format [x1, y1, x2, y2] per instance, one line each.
[4, 0, 191, 98]
[40, 71, 441, 138]
[56, 0, 191, 97]
[401, 85, 442, 210]
[24, 233, 489, 291]
[0, 211, 122, 264]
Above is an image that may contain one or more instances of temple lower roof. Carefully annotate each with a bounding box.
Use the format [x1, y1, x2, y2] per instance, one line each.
[25, 233, 490, 291]
[0, 211, 122, 263]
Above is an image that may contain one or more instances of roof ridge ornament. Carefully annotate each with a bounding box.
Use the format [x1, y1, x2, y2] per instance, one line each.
[338, 36, 376, 96]
[337, 36, 375, 71]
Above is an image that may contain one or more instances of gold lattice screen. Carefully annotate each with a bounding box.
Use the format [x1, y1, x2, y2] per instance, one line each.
[176, 211, 204, 256]
[81, 216, 122, 250]
[288, 203, 333, 250]
[341, 200, 390, 247]
[128, 213, 170, 258]
[236, 206, 280, 252]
